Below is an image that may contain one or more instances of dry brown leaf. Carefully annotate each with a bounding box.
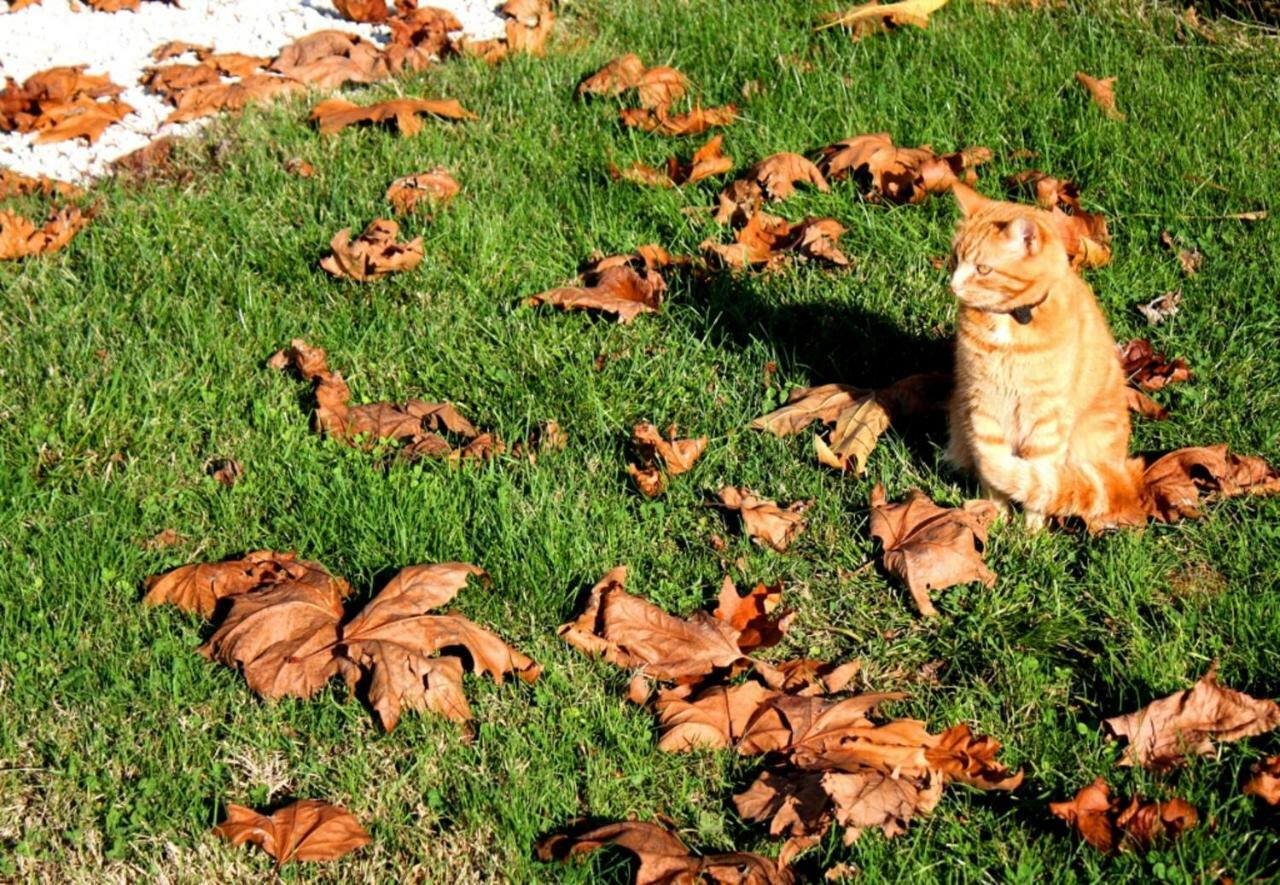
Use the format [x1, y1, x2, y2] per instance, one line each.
[741, 152, 831, 202]
[320, 218, 423, 281]
[1103, 670, 1280, 769]
[536, 820, 794, 884]
[558, 566, 748, 682]
[140, 529, 184, 551]
[869, 484, 997, 617]
[213, 799, 371, 866]
[1160, 231, 1202, 275]
[1117, 338, 1191, 391]
[163, 75, 303, 125]
[1137, 290, 1181, 326]
[501, 0, 554, 56]
[1050, 779, 1196, 854]
[207, 457, 243, 487]
[528, 248, 669, 323]
[620, 104, 739, 136]
[270, 339, 492, 461]
[735, 707, 1020, 843]
[0, 65, 134, 144]
[636, 66, 688, 109]
[334, 0, 388, 22]
[310, 96, 475, 136]
[1005, 170, 1111, 268]
[0, 206, 88, 260]
[819, 0, 952, 39]
[284, 157, 315, 177]
[714, 576, 792, 652]
[150, 40, 210, 62]
[1126, 388, 1169, 421]
[1143, 445, 1280, 521]
[718, 486, 811, 552]
[577, 53, 647, 97]
[612, 135, 734, 188]
[199, 576, 347, 699]
[754, 659, 862, 696]
[702, 212, 849, 270]
[655, 679, 781, 752]
[0, 169, 82, 199]
[385, 6, 464, 73]
[386, 168, 459, 214]
[627, 421, 707, 497]
[816, 133, 988, 204]
[336, 563, 540, 729]
[270, 30, 388, 89]
[1076, 71, 1125, 121]
[814, 396, 890, 475]
[1244, 756, 1280, 805]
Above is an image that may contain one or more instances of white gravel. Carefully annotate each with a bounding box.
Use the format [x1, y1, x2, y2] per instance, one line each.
[0, 0, 505, 183]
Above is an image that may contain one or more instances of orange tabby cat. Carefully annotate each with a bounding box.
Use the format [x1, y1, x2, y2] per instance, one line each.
[945, 182, 1146, 530]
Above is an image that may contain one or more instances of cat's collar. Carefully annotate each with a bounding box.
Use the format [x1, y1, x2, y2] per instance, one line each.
[982, 291, 1049, 326]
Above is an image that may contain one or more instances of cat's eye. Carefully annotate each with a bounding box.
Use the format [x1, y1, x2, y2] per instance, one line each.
[975, 264, 992, 276]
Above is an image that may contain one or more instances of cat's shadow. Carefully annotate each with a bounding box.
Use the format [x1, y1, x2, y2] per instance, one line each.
[687, 268, 952, 389]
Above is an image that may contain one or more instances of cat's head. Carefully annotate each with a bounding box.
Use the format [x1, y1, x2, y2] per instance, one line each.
[948, 183, 1070, 312]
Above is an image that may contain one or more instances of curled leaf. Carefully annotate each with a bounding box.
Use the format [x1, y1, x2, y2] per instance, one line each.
[214, 799, 371, 866]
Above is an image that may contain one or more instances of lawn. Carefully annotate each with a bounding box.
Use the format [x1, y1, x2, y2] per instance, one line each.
[3, 0, 1280, 880]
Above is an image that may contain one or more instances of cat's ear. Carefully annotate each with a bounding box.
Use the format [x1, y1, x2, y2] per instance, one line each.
[1005, 216, 1042, 255]
[951, 182, 989, 217]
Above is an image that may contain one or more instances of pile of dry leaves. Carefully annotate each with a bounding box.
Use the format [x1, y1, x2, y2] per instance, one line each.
[0, 65, 133, 144]
[146, 553, 539, 730]
[558, 567, 1023, 862]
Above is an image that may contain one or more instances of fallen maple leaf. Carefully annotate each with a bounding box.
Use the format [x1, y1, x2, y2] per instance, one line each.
[1126, 388, 1169, 421]
[144, 551, 349, 618]
[386, 168, 460, 214]
[753, 375, 948, 473]
[612, 135, 733, 188]
[816, 133, 988, 205]
[385, 7, 464, 73]
[284, 157, 315, 177]
[309, 96, 475, 136]
[0, 206, 89, 260]
[1160, 230, 1202, 275]
[271, 30, 388, 89]
[1006, 170, 1112, 268]
[818, 0, 952, 39]
[336, 563, 540, 729]
[501, 0, 555, 56]
[199, 575, 348, 699]
[270, 338, 494, 461]
[636, 66, 688, 109]
[207, 457, 244, 487]
[150, 40, 211, 62]
[333, 0, 387, 22]
[577, 53, 647, 97]
[214, 799, 371, 866]
[1050, 779, 1196, 854]
[714, 576, 793, 653]
[655, 679, 782, 752]
[1076, 71, 1126, 121]
[320, 218, 423, 281]
[702, 212, 849, 270]
[536, 820, 794, 884]
[527, 247, 670, 323]
[1244, 756, 1280, 805]
[1143, 445, 1280, 521]
[1137, 290, 1181, 326]
[164, 74, 304, 125]
[718, 487, 811, 552]
[620, 104, 738, 136]
[558, 566, 748, 682]
[0, 65, 133, 144]
[627, 421, 707, 497]
[0, 169, 81, 199]
[868, 484, 997, 617]
[735, 709, 1020, 842]
[1117, 338, 1191, 391]
[744, 152, 831, 201]
[1103, 669, 1280, 769]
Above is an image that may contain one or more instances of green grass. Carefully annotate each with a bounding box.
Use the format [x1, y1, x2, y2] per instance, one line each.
[2, 0, 1280, 880]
